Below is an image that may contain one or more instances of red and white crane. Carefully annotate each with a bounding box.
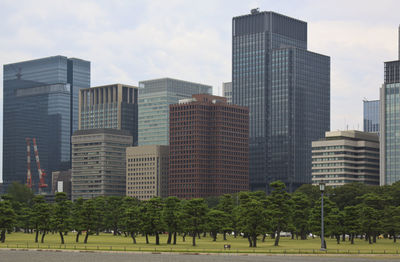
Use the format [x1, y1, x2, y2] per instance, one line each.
[25, 138, 48, 191]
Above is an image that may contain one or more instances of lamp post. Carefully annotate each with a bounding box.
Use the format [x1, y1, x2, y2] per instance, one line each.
[319, 182, 327, 251]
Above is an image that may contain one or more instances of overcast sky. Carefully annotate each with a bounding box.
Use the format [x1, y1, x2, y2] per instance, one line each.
[1, 0, 399, 182]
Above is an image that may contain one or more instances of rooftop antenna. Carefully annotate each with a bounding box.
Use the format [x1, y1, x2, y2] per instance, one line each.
[251, 8, 260, 14]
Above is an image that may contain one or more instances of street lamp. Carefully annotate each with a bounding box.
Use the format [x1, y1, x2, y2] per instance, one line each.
[319, 182, 327, 251]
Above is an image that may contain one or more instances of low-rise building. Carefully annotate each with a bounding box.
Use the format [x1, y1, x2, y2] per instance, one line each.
[311, 130, 379, 187]
[126, 145, 169, 200]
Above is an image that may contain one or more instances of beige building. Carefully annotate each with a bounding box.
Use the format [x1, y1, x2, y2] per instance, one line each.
[311, 130, 379, 187]
[72, 129, 133, 200]
[126, 145, 169, 200]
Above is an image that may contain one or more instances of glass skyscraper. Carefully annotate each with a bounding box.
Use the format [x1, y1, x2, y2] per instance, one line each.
[363, 99, 380, 134]
[380, 27, 400, 185]
[232, 10, 330, 191]
[3, 56, 90, 191]
[138, 78, 211, 145]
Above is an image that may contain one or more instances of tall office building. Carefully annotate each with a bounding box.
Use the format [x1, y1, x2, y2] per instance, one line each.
[71, 129, 132, 200]
[363, 99, 380, 134]
[311, 130, 380, 187]
[380, 26, 400, 185]
[3, 56, 90, 191]
[222, 82, 232, 103]
[79, 84, 138, 145]
[169, 94, 249, 199]
[138, 78, 212, 145]
[232, 10, 330, 191]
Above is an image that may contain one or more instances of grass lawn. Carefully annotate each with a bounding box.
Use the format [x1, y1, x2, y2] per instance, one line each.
[1, 232, 400, 254]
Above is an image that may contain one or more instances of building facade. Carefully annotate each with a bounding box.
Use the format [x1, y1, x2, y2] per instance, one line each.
[51, 170, 72, 199]
[126, 145, 169, 200]
[169, 94, 249, 199]
[232, 10, 330, 191]
[3, 56, 90, 192]
[222, 82, 232, 103]
[138, 78, 211, 145]
[311, 130, 380, 187]
[380, 27, 400, 185]
[363, 99, 380, 134]
[79, 84, 138, 145]
[71, 129, 132, 200]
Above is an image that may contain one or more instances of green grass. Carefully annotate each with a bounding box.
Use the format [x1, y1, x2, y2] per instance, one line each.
[1, 232, 400, 254]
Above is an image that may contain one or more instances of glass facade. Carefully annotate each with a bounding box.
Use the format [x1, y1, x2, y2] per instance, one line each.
[3, 56, 90, 191]
[138, 78, 211, 145]
[232, 11, 330, 191]
[363, 100, 380, 134]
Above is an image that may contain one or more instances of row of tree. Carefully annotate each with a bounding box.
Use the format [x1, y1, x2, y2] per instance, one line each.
[1, 181, 400, 247]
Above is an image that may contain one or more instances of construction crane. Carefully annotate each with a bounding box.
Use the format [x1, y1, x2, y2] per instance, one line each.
[25, 138, 48, 192]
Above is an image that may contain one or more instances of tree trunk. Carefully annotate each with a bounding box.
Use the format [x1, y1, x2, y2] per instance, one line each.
[145, 233, 149, 244]
[173, 232, 177, 245]
[351, 234, 354, 244]
[274, 232, 280, 246]
[192, 234, 196, 246]
[198, 232, 201, 239]
[262, 234, 266, 242]
[41, 230, 46, 243]
[155, 232, 160, 245]
[373, 235, 376, 243]
[76, 231, 81, 243]
[213, 231, 217, 241]
[0, 230, 5, 243]
[342, 233, 346, 242]
[394, 234, 397, 243]
[35, 230, 39, 243]
[182, 233, 186, 242]
[59, 231, 64, 244]
[368, 235, 372, 244]
[252, 235, 257, 248]
[131, 232, 136, 244]
[223, 231, 227, 240]
[84, 231, 89, 244]
[336, 234, 340, 244]
[247, 236, 252, 247]
[167, 232, 172, 244]
[203, 232, 206, 237]
[234, 231, 237, 238]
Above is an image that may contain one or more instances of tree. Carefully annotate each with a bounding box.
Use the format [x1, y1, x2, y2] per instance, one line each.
[216, 194, 235, 240]
[291, 192, 311, 240]
[358, 193, 385, 244]
[206, 209, 227, 241]
[268, 181, 292, 246]
[162, 196, 181, 244]
[51, 192, 72, 244]
[80, 199, 98, 244]
[71, 198, 84, 242]
[383, 205, 400, 242]
[31, 195, 51, 243]
[237, 192, 267, 247]
[343, 205, 360, 244]
[330, 183, 369, 210]
[6, 182, 34, 205]
[0, 200, 16, 243]
[104, 196, 123, 235]
[121, 197, 141, 244]
[181, 198, 208, 246]
[143, 197, 165, 245]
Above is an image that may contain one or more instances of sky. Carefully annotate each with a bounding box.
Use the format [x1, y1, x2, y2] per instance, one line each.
[0, 0, 399, 182]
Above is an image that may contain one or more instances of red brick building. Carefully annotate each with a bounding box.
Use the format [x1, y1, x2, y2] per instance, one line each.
[169, 94, 249, 199]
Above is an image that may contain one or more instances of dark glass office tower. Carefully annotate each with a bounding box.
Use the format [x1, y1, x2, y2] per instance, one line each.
[363, 99, 380, 134]
[232, 10, 330, 191]
[3, 56, 90, 191]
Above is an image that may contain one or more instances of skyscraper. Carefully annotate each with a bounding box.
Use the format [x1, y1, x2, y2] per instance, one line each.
[363, 99, 380, 134]
[232, 10, 330, 191]
[380, 25, 400, 185]
[222, 82, 232, 103]
[3, 56, 90, 191]
[138, 78, 211, 146]
[79, 84, 138, 145]
[169, 94, 249, 199]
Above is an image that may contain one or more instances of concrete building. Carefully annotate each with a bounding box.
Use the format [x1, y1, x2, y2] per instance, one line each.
[79, 84, 138, 145]
[169, 94, 249, 199]
[232, 10, 330, 192]
[222, 82, 232, 103]
[71, 129, 132, 200]
[3, 56, 90, 192]
[380, 25, 400, 185]
[126, 145, 169, 200]
[363, 99, 380, 134]
[138, 78, 211, 146]
[51, 170, 72, 199]
[311, 130, 379, 187]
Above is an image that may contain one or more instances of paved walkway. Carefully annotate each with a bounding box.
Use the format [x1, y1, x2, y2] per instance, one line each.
[0, 249, 399, 262]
